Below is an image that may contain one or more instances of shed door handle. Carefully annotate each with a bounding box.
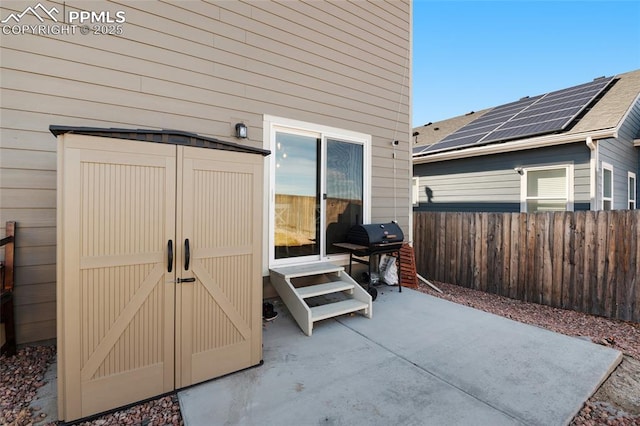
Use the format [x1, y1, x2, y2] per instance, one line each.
[184, 238, 190, 271]
[167, 240, 173, 273]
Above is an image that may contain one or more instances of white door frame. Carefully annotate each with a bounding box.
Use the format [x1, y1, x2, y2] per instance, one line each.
[263, 115, 371, 271]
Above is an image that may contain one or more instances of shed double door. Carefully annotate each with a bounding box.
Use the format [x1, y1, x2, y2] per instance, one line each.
[58, 135, 262, 420]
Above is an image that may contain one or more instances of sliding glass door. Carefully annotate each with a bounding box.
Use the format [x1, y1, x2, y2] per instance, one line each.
[272, 129, 365, 263]
[274, 132, 320, 260]
[325, 139, 363, 254]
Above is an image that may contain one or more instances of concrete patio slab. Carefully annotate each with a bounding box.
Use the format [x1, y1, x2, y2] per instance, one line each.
[178, 288, 622, 426]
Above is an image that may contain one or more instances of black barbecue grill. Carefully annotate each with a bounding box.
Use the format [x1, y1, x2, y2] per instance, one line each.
[346, 223, 404, 250]
[334, 222, 405, 299]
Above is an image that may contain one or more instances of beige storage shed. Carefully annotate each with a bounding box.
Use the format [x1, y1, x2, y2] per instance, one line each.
[53, 126, 268, 421]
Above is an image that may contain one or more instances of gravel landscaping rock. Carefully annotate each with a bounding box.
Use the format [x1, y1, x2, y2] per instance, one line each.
[0, 345, 183, 426]
[1, 345, 55, 426]
[3, 281, 638, 425]
[592, 356, 640, 415]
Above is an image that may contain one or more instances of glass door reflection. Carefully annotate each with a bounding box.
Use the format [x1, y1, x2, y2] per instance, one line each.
[325, 139, 363, 255]
[274, 132, 320, 259]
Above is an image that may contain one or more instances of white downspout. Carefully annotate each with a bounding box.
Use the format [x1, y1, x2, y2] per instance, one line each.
[586, 136, 597, 210]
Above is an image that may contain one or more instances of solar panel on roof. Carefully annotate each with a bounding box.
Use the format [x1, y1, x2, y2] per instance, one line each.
[419, 95, 543, 155]
[417, 76, 615, 156]
[412, 145, 427, 155]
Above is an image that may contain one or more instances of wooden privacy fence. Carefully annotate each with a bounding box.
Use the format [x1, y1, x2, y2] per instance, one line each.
[413, 211, 640, 323]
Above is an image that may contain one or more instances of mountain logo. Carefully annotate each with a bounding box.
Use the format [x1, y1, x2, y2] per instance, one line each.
[1, 3, 59, 24]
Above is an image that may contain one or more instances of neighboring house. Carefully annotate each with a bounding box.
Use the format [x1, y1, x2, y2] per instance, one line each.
[413, 69, 640, 213]
[0, 0, 412, 346]
[412, 108, 492, 147]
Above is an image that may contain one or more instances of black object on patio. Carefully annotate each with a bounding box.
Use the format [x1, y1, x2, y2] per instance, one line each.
[334, 222, 404, 300]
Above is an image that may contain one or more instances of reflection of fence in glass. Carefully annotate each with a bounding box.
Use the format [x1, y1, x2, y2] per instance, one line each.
[274, 194, 362, 249]
[275, 194, 317, 248]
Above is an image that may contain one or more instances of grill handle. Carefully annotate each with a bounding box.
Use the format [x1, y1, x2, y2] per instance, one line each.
[184, 238, 190, 271]
[167, 240, 173, 273]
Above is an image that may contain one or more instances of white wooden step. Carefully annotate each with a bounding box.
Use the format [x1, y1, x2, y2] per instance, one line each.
[296, 281, 355, 299]
[270, 262, 372, 336]
[270, 262, 344, 279]
[310, 299, 369, 322]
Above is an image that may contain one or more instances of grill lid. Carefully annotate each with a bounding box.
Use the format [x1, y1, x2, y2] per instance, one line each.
[346, 222, 404, 248]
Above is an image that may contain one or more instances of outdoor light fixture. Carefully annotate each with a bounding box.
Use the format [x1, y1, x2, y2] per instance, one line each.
[235, 122, 248, 139]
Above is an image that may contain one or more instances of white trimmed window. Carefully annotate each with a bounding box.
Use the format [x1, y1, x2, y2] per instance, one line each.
[629, 172, 636, 210]
[521, 165, 574, 212]
[602, 162, 613, 210]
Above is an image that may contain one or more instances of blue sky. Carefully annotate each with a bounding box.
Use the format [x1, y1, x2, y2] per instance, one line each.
[412, 1, 640, 126]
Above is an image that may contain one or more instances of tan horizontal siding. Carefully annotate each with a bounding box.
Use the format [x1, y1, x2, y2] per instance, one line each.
[0, 169, 57, 189]
[220, 2, 412, 78]
[14, 282, 56, 306]
[14, 246, 56, 267]
[113, 0, 221, 32]
[2, 90, 234, 138]
[372, 207, 410, 220]
[368, 0, 411, 21]
[15, 320, 57, 346]
[3, 51, 408, 131]
[278, 1, 408, 53]
[247, 87, 407, 131]
[0, 0, 410, 344]
[328, 1, 409, 40]
[0, 147, 56, 170]
[2, 189, 56, 209]
[2, 109, 245, 150]
[3, 87, 406, 144]
[15, 265, 57, 285]
[0, 128, 56, 151]
[243, 31, 407, 99]
[1, 6, 408, 115]
[0, 209, 56, 228]
[21, 4, 408, 108]
[13, 226, 57, 247]
[248, 2, 406, 72]
[371, 164, 412, 177]
[372, 186, 413, 199]
[14, 300, 55, 324]
[236, 34, 408, 105]
[1, 47, 143, 92]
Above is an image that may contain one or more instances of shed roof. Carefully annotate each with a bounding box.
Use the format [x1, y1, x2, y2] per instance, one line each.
[49, 125, 271, 156]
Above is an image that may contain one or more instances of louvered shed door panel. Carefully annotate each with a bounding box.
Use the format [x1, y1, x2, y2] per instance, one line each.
[176, 147, 263, 387]
[59, 136, 176, 420]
